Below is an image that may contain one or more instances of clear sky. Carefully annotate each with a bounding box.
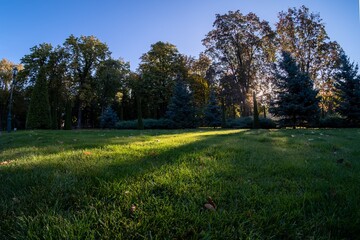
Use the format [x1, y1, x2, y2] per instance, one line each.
[1, 0, 359, 70]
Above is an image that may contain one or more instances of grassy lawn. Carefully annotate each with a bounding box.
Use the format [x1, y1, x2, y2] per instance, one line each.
[1, 129, 359, 239]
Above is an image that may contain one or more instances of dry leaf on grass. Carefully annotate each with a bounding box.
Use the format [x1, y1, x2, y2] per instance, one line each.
[130, 204, 136, 214]
[204, 196, 217, 211]
[84, 151, 92, 156]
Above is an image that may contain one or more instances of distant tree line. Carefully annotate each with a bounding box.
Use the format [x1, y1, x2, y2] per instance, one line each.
[0, 5, 359, 130]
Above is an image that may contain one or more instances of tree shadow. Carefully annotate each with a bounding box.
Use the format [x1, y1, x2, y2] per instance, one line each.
[1, 129, 359, 239]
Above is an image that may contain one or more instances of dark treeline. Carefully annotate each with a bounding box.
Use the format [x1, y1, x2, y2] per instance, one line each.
[1, 5, 359, 130]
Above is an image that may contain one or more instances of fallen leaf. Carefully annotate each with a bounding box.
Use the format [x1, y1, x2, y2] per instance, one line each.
[130, 204, 136, 214]
[207, 196, 217, 209]
[84, 151, 92, 156]
[204, 203, 216, 211]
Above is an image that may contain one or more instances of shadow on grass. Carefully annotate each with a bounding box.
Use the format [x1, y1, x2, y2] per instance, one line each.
[0, 129, 359, 239]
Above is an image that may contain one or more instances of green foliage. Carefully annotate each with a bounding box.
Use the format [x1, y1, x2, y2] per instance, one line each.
[334, 53, 360, 125]
[26, 69, 52, 129]
[64, 100, 72, 130]
[2, 129, 359, 239]
[95, 58, 130, 111]
[166, 80, 197, 128]
[116, 118, 176, 129]
[64, 35, 110, 128]
[204, 90, 221, 128]
[270, 51, 320, 128]
[100, 107, 119, 129]
[319, 115, 347, 128]
[203, 10, 276, 116]
[139, 41, 186, 118]
[225, 117, 276, 129]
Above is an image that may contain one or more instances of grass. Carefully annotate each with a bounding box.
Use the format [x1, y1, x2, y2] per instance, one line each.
[0, 128, 359, 239]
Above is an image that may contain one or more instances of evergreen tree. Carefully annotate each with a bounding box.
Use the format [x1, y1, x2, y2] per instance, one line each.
[166, 79, 197, 128]
[204, 90, 221, 128]
[270, 51, 320, 129]
[26, 69, 52, 129]
[334, 53, 360, 125]
[100, 106, 119, 129]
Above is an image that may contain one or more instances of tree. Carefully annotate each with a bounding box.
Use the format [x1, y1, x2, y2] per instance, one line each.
[276, 6, 341, 115]
[26, 67, 52, 129]
[0, 59, 16, 131]
[334, 53, 360, 125]
[253, 91, 259, 129]
[270, 52, 320, 128]
[203, 11, 276, 116]
[47, 46, 70, 129]
[21, 44, 53, 129]
[128, 72, 144, 129]
[139, 41, 186, 119]
[64, 35, 110, 128]
[204, 90, 221, 128]
[95, 58, 130, 116]
[166, 78, 197, 128]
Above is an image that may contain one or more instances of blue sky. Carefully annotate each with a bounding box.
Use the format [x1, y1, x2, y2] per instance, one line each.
[1, 0, 359, 70]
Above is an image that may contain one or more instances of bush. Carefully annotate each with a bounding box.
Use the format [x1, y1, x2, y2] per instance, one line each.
[225, 117, 277, 129]
[319, 115, 347, 128]
[116, 119, 176, 129]
[100, 107, 119, 129]
[259, 118, 277, 129]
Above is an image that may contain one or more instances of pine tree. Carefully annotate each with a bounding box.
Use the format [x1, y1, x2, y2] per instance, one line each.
[269, 51, 320, 129]
[100, 106, 119, 129]
[26, 70, 52, 129]
[334, 53, 360, 125]
[204, 90, 221, 128]
[166, 79, 197, 128]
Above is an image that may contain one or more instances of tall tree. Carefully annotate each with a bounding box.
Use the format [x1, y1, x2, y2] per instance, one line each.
[270, 51, 320, 128]
[185, 54, 211, 120]
[95, 58, 130, 116]
[64, 35, 110, 128]
[21, 44, 53, 129]
[276, 5, 341, 115]
[334, 53, 360, 125]
[47, 46, 70, 129]
[26, 67, 52, 129]
[139, 41, 186, 119]
[203, 11, 276, 116]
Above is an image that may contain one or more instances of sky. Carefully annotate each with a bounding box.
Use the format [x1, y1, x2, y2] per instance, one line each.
[1, 0, 359, 70]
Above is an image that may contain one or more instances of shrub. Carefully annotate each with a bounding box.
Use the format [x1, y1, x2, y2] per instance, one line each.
[116, 119, 176, 129]
[100, 107, 119, 129]
[319, 115, 348, 128]
[225, 117, 276, 129]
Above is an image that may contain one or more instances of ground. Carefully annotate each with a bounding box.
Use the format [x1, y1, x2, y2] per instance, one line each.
[0, 129, 359, 239]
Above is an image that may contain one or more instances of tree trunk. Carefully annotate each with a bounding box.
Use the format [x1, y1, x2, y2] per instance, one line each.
[221, 97, 226, 128]
[77, 105, 82, 129]
[137, 95, 144, 130]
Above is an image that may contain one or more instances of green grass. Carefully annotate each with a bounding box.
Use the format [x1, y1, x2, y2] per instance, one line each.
[1, 129, 359, 239]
